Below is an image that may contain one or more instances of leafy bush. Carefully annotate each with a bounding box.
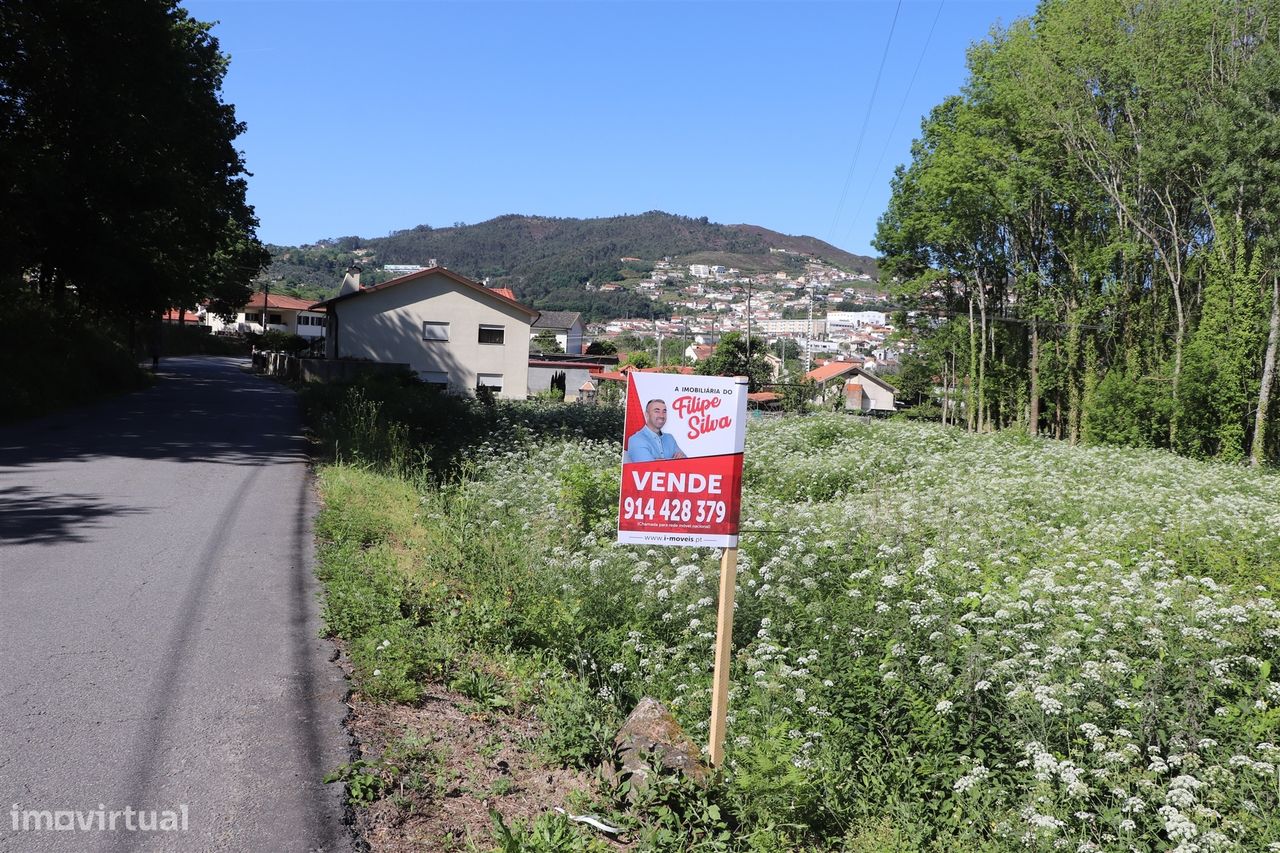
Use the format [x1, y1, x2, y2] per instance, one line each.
[0, 294, 147, 420]
[254, 328, 309, 354]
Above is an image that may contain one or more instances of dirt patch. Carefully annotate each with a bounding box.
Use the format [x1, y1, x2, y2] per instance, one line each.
[344, 683, 599, 852]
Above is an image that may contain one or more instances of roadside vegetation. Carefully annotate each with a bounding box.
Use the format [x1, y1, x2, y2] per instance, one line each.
[1, 2, 269, 419]
[307, 376, 1280, 852]
[0, 295, 149, 421]
[877, 0, 1280, 465]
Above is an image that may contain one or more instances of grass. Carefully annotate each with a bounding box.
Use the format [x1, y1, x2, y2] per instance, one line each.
[308, 376, 1280, 851]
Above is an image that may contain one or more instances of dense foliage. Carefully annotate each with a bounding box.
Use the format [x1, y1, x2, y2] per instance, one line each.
[875, 0, 1280, 465]
[309, 381, 1280, 850]
[0, 294, 148, 420]
[0, 0, 268, 405]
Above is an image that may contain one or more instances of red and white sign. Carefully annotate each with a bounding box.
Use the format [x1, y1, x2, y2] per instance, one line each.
[618, 372, 748, 548]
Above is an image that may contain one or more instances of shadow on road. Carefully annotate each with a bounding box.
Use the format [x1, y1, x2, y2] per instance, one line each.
[0, 485, 148, 546]
[0, 357, 309, 470]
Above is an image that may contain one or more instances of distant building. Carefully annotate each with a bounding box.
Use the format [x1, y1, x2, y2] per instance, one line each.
[844, 370, 897, 415]
[531, 311, 585, 355]
[205, 293, 327, 338]
[827, 310, 886, 329]
[758, 318, 826, 336]
[689, 264, 711, 278]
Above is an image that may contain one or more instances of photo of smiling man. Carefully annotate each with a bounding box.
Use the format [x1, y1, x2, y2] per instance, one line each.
[624, 398, 687, 463]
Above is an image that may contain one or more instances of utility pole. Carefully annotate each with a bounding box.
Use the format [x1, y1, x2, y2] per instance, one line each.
[261, 277, 270, 333]
[804, 286, 814, 374]
[746, 279, 753, 359]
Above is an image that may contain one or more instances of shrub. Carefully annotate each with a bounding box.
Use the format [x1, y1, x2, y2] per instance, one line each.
[0, 294, 147, 420]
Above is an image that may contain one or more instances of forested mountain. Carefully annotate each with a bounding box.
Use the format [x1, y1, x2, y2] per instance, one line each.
[877, 0, 1280, 465]
[261, 212, 877, 321]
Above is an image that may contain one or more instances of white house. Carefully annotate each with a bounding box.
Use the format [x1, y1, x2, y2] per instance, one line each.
[204, 294, 328, 337]
[826, 310, 887, 329]
[843, 369, 898, 414]
[313, 266, 538, 399]
[531, 311, 585, 355]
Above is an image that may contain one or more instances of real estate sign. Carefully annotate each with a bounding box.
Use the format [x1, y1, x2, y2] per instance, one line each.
[617, 372, 748, 548]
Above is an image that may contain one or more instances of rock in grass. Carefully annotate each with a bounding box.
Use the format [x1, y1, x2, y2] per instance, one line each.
[612, 697, 710, 789]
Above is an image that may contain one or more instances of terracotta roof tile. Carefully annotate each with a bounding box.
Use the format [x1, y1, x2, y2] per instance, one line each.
[245, 293, 325, 311]
[805, 361, 860, 383]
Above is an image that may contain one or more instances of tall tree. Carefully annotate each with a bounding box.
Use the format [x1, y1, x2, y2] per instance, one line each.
[705, 331, 771, 391]
[0, 0, 266, 326]
[875, 0, 1280, 465]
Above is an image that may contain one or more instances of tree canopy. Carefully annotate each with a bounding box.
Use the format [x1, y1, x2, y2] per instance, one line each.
[0, 0, 268, 323]
[705, 331, 771, 391]
[875, 0, 1280, 464]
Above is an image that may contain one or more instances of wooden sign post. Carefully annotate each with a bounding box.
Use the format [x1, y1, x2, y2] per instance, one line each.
[708, 544, 739, 767]
[617, 373, 748, 770]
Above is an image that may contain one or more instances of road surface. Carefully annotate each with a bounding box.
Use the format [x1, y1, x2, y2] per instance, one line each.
[0, 357, 354, 852]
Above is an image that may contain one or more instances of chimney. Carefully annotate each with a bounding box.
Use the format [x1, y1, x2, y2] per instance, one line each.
[427, 258, 438, 268]
[339, 265, 361, 296]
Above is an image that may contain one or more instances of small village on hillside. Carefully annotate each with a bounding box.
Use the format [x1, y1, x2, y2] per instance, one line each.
[175, 251, 903, 415]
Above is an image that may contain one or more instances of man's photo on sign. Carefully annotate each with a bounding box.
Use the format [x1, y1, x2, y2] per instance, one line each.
[624, 399, 687, 463]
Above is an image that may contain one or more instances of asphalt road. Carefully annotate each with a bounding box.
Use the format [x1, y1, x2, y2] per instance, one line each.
[0, 357, 354, 852]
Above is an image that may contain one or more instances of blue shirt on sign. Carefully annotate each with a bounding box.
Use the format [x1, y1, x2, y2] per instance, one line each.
[625, 427, 684, 463]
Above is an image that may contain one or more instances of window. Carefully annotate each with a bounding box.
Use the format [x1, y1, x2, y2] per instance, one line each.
[476, 373, 504, 392]
[423, 321, 450, 341]
[478, 324, 505, 345]
[268, 313, 283, 325]
[244, 312, 261, 323]
[419, 370, 449, 390]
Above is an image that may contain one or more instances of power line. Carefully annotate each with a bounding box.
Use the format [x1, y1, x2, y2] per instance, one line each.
[846, 0, 945, 245]
[828, 0, 904, 242]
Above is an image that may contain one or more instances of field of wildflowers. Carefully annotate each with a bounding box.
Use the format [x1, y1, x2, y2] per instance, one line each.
[313, 387, 1280, 851]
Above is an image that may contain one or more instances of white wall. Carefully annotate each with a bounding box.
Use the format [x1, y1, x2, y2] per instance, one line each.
[330, 273, 533, 399]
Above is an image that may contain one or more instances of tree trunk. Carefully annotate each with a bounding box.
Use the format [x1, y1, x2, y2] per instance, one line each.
[1067, 309, 1081, 445]
[1170, 282, 1186, 449]
[967, 296, 977, 432]
[977, 287, 988, 432]
[1252, 272, 1280, 466]
[1029, 318, 1040, 437]
[38, 260, 52, 301]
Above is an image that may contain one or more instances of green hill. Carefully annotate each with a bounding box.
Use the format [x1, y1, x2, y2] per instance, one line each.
[260, 211, 877, 322]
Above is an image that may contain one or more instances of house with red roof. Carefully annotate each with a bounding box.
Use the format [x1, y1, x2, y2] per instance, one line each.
[843, 369, 898, 414]
[310, 266, 538, 399]
[528, 357, 609, 402]
[204, 293, 328, 339]
[805, 359, 862, 393]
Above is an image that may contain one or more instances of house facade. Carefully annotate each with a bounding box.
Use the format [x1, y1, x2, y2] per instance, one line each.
[205, 294, 327, 337]
[316, 266, 538, 399]
[531, 311, 584, 355]
[843, 369, 897, 414]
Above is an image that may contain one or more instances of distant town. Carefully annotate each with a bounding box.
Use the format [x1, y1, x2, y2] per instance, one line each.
[372, 253, 899, 373]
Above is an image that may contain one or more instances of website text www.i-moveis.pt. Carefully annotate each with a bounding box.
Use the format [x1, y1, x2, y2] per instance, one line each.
[9, 804, 188, 833]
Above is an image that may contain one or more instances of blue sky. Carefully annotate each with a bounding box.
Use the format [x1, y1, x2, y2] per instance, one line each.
[184, 0, 1037, 256]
